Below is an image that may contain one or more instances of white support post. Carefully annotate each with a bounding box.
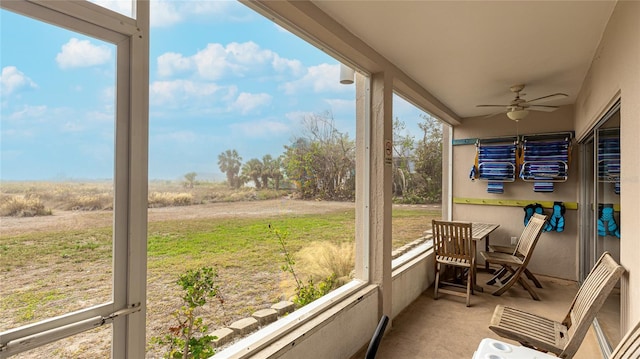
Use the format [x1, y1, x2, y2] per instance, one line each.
[369, 72, 393, 319]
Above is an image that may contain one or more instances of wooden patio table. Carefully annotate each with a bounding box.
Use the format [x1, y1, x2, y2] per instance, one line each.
[470, 222, 500, 292]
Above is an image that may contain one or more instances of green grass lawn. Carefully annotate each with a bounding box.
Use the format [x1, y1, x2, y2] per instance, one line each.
[1, 206, 439, 332]
[2, 207, 437, 272]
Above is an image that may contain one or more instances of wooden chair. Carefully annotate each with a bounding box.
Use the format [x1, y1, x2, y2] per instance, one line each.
[488, 251, 625, 359]
[485, 214, 547, 290]
[432, 220, 474, 307]
[610, 319, 640, 359]
[480, 213, 547, 300]
[486, 244, 544, 289]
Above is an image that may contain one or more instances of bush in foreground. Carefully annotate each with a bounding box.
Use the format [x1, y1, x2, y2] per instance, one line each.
[151, 267, 222, 359]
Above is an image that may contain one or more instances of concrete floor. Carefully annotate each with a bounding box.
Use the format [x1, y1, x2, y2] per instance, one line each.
[352, 272, 610, 359]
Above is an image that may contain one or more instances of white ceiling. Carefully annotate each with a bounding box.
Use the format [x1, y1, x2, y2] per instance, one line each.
[311, 1, 616, 119]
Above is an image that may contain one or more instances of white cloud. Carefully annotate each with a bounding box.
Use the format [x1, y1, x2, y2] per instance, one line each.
[150, 0, 242, 28]
[230, 119, 290, 138]
[151, 1, 184, 28]
[150, 79, 223, 106]
[229, 92, 272, 115]
[282, 63, 345, 95]
[56, 38, 112, 69]
[324, 98, 356, 113]
[1, 66, 38, 96]
[158, 41, 303, 80]
[192, 43, 237, 80]
[157, 52, 193, 77]
[90, 0, 133, 17]
[6, 105, 48, 121]
[272, 55, 304, 77]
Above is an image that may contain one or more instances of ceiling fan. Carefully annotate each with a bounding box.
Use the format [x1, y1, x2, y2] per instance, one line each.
[477, 84, 568, 121]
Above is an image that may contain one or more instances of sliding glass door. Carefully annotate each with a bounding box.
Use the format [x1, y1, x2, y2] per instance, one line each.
[580, 101, 621, 354]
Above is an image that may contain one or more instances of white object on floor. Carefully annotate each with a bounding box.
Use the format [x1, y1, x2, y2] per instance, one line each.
[473, 338, 558, 359]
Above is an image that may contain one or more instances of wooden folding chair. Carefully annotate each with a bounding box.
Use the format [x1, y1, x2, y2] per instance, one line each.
[488, 252, 625, 359]
[610, 319, 640, 359]
[486, 222, 545, 289]
[432, 220, 474, 307]
[486, 243, 544, 289]
[480, 213, 547, 300]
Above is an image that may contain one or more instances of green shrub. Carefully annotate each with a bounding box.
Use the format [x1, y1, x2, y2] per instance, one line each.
[269, 224, 340, 307]
[151, 267, 221, 359]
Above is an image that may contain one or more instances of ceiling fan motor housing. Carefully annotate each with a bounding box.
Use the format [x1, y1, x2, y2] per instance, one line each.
[476, 84, 568, 120]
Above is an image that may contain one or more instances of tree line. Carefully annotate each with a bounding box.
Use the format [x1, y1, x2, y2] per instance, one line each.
[215, 110, 442, 203]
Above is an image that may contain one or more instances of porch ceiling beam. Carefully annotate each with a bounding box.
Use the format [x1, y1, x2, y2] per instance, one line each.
[242, 0, 461, 126]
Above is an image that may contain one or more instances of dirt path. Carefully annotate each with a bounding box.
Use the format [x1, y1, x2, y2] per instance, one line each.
[0, 198, 356, 236]
[1, 199, 439, 237]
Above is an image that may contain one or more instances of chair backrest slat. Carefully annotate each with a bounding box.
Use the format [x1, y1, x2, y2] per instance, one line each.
[515, 213, 547, 258]
[561, 252, 625, 358]
[610, 320, 640, 359]
[432, 220, 473, 261]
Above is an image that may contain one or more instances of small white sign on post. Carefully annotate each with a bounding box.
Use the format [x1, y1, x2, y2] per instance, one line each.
[384, 139, 393, 165]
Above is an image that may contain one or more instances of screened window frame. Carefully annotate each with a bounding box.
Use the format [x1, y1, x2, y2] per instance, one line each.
[0, 1, 149, 358]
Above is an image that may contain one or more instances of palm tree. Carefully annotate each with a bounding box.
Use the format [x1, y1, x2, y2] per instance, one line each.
[217, 149, 242, 188]
[261, 155, 273, 189]
[268, 155, 284, 191]
[242, 158, 264, 189]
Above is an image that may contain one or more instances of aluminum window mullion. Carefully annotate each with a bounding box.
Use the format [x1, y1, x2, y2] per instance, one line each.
[112, 0, 149, 356]
[28, 0, 139, 36]
[2, 0, 127, 44]
[0, 303, 113, 358]
[0, 1, 148, 358]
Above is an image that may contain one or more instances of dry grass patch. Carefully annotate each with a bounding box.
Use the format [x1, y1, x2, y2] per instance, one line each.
[296, 241, 354, 285]
[0, 195, 52, 217]
[148, 192, 193, 207]
[63, 194, 113, 211]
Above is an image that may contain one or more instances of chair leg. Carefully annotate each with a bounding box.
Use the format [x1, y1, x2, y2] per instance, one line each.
[466, 267, 472, 307]
[434, 262, 440, 300]
[491, 266, 521, 297]
[517, 276, 541, 301]
[524, 268, 543, 288]
[486, 266, 508, 285]
[469, 266, 475, 295]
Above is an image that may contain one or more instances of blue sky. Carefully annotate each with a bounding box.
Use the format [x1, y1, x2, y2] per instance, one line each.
[1, 1, 427, 181]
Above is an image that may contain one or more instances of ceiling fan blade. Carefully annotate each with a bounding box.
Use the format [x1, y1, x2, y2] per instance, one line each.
[528, 105, 559, 112]
[482, 110, 507, 119]
[476, 104, 508, 108]
[526, 92, 568, 103]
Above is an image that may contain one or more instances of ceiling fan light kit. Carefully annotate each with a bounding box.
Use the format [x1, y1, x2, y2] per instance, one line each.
[507, 109, 529, 121]
[477, 84, 568, 120]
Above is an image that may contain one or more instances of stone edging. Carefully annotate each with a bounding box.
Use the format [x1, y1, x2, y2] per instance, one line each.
[210, 300, 296, 348]
[391, 230, 432, 259]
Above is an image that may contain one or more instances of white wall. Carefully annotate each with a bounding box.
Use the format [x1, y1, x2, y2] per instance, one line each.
[573, 1, 640, 332]
[451, 106, 579, 280]
[392, 250, 434, 318]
